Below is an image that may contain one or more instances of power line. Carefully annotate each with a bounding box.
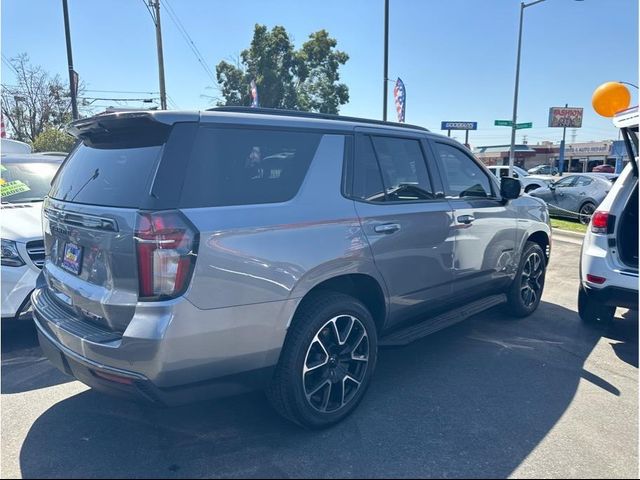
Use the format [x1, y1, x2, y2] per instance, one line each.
[166, 93, 179, 109]
[140, 0, 155, 22]
[162, 0, 216, 81]
[80, 96, 159, 102]
[84, 89, 160, 94]
[160, 0, 217, 84]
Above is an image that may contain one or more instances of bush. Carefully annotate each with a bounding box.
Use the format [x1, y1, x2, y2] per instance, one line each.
[32, 127, 75, 153]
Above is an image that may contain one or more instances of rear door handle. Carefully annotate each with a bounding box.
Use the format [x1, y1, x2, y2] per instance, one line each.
[374, 223, 401, 234]
[457, 214, 475, 225]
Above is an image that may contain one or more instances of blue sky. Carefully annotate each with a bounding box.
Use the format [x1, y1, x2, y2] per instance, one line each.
[2, 0, 638, 146]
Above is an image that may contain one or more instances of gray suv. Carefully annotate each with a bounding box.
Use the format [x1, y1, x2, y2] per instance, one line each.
[33, 108, 551, 428]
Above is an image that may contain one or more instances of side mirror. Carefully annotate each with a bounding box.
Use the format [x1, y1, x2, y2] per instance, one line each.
[500, 177, 521, 200]
[549, 182, 556, 190]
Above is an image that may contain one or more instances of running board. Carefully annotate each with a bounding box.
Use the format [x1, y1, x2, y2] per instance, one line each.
[379, 294, 507, 347]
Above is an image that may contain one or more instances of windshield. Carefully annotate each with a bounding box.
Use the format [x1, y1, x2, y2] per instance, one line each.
[1, 162, 60, 203]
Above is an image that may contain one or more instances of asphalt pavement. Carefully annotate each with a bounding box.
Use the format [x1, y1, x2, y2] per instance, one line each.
[1, 238, 637, 479]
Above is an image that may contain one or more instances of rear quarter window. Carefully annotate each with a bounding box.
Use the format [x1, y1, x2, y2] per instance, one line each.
[180, 126, 322, 207]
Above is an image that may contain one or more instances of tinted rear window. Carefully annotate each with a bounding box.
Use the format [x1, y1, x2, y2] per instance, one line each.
[180, 127, 322, 207]
[49, 144, 163, 207]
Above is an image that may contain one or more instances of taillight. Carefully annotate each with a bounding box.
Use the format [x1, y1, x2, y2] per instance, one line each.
[591, 211, 610, 234]
[586, 274, 606, 285]
[135, 211, 198, 300]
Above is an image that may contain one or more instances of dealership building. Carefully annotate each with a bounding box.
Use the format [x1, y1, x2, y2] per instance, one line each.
[474, 140, 630, 173]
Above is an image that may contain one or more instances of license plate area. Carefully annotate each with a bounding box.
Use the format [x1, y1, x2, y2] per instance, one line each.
[61, 242, 83, 275]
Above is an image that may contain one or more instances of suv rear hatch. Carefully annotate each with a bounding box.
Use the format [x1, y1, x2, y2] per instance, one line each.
[613, 106, 639, 269]
[618, 183, 638, 268]
[42, 112, 198, 333]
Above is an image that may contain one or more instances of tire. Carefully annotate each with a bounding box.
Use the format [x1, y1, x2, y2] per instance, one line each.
[266, 292, 378, 429]
[524, 184, 540, 193]
[505, 241, 547, 317]
[578, 202, 596, 225]
[578, 286, 615, 326]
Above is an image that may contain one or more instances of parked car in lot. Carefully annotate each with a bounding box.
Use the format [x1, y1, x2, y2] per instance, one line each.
[592, 163, 615, 173]
[528, 164, 559, 176]
[529, 173, 618, 224]
[579, 106, 638, 325]
[1, 138, 32, 154]
[487, 165, 551, 193]
[1, 154, 65, 321]
[32, 108, 551, 428]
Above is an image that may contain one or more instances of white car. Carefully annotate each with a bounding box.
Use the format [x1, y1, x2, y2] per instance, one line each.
[1, 154, 64, 320]
[487, 165, 551, 193]
[1, 138, 32, 154]
[578, 106, 638, 324]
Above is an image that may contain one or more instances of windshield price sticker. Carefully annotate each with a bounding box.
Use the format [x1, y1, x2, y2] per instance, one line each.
[1, 180, 31, 198]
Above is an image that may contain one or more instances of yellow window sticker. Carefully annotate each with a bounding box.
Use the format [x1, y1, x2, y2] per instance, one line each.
[1, 180, 31, 198]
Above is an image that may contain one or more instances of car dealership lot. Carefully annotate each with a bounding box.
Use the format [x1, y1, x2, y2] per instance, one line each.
[1, 238, 637, 479]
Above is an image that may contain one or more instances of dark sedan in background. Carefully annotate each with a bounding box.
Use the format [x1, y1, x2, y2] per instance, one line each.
[529, 173, 618, 224]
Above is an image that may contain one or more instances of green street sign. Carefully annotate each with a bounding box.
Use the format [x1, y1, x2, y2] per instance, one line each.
[494, 120, 512, 126]
[516, 122, 533, 129]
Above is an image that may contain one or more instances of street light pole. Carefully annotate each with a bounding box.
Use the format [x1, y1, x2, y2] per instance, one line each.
[508, 0, 583, 176]
[508, 0, 547, 176]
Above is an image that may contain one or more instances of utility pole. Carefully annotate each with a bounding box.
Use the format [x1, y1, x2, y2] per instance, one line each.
[62, 0, 79, 120]
[150, 0, 167, 110]
[382, 0, 389, 121]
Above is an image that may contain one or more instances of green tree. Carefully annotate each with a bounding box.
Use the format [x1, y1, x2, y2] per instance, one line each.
[296, 30, 350, 113]
[215, 25, 349, 113]
[32, 127, 75, 153]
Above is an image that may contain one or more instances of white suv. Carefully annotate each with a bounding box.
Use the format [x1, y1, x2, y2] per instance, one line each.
[1, 154, 64, 320]
[487, 165, 550, 193]
[578, 106, 638, 324]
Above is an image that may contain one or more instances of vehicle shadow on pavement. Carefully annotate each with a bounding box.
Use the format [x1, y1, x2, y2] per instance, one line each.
[607, 309, 638, 368]
[18, 301, 637, 478]
[1, 320, 73, 394]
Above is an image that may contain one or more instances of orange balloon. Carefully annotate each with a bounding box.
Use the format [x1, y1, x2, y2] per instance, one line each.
[592, 82, 631, 117]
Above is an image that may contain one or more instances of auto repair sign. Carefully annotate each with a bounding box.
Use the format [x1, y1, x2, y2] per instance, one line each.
[548, 107, 583, 128]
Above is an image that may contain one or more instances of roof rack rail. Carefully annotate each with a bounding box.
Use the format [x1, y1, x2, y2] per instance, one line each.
[207, 106, 430, 132]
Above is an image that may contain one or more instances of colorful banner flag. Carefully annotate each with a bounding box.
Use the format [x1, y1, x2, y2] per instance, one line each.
[394, 77, 406, 123]
[250, 79, 259, 108]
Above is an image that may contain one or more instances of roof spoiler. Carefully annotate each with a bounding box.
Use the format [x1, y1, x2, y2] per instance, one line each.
[66, 111, 174, 148]
[66, 111, 160, 139]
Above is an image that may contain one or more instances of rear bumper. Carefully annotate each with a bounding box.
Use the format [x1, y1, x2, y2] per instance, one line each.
[582, 284, 638, 310]
[36, 323, 274, 406]
[32, 286, 298, 405]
